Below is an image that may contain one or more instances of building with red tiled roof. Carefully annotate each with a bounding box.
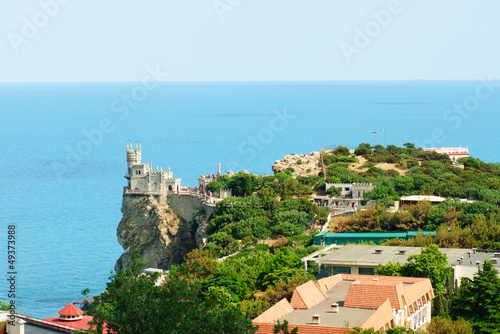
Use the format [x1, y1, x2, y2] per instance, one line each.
[40, 303, 111, 333]
[57, 303, 84, 320]
[253, 274, 434, 333]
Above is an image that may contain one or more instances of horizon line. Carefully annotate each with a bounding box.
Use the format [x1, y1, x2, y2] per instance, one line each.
[1, 79, 499, 84]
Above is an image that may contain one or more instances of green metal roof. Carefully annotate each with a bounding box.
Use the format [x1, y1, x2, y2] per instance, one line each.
[313, 230, 436, 246]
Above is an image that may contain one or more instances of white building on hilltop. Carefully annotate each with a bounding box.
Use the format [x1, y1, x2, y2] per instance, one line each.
[423, 147, 469, 161]
[124, 142, 181, 193]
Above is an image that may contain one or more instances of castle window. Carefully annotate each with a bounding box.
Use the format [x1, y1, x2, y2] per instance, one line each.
[135, 170, 138, 175]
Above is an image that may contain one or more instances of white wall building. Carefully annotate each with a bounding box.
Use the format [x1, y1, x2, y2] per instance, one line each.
[423, 147, 469, 161]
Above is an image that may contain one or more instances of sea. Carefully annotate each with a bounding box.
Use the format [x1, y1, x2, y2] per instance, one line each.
[0, 80, 499, 318]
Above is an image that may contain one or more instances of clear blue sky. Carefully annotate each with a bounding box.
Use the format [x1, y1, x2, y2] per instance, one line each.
[1, 0, 499, 82]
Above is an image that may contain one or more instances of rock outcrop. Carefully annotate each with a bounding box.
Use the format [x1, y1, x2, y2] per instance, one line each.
[115, 194, 211, 271]
[272, 152, 323, 177]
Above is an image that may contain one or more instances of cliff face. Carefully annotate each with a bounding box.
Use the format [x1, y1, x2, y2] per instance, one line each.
[115, 195, 210, 271]
[272, 152, 322, 177]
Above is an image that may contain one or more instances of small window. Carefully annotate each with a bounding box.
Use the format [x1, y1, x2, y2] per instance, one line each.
[332, 266, 351, 275]
[135, 170, 138, 175]
[359, 267, 375, 275]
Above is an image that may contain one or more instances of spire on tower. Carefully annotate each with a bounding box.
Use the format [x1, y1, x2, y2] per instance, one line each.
[126, 142, 129, 150]
[168, 165, 171, 171]
[135, 142, 138, 150]
[161, 166, 163, 171]
[156, 165, 159, 171]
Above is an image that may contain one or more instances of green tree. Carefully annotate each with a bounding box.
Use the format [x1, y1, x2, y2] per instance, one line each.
[273, 320, 298, 334]
[377, 246, 452, 294]
[82, 254, 256, 334]
[376, 261, 403, 276]
[326, 186, 342, 197]
[0, 300, 9, 311]
[332, 146, 350, 156]
[403, 143, 415, 149]
[354, 143, 372, 156]
[450, 261, 500, 333]
[403, 245, 452, 294]
[427, 317, 473, 334]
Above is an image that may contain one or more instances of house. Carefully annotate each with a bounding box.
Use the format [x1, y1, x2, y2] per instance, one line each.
[253, 274, 434, 333]
[423, 147, 469, 161]
[399, 195, 446, 206]
[313, 183, 375, 210]
[139, 268, 167, 287]
[1, 304, 110, 334]
[302, 245, 500, 286]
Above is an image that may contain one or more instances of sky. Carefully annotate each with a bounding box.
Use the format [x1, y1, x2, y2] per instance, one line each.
[1, 0, 499, 82]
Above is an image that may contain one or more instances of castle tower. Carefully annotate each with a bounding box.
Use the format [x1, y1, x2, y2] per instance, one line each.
[126, 141, 142, 171]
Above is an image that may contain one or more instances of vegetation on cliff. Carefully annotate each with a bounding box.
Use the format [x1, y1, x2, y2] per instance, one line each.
[204, 172, 328, 255]
[325, 143, 500, 250]
[98, 143, 500, 333]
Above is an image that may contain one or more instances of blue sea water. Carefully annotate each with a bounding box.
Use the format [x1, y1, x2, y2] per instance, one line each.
[0, 81, 499, 318]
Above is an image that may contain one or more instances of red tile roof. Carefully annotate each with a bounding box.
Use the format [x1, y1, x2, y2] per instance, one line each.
[253, 298, 294, 323]
[289, 280, 327, 309]
[43, 315, 94, 331]
[254, 323, 348, 334]
[254, 274, 435, 334]
[344, 283, 402, 309]
[361, 298, 394, 330]
[316, 274, 342, 294]
[58, 303, 84, 316]
[41, 304, 111, 333]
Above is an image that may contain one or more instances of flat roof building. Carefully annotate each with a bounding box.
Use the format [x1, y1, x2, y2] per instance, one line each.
[253, 274, 434, 333]
[302, 245, 500, 285]
[400, 195, 446, 206]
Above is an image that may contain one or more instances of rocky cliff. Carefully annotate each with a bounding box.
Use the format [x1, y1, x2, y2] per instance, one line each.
[115, 194, 211, 271]
[272, 152, 323, 177]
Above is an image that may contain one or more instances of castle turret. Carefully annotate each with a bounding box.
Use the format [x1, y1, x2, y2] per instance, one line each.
[126, 141, 142, 171]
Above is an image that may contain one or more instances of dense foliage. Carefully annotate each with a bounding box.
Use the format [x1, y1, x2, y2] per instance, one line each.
[335, 200, 500, 250]
[169, 242, 319, 319]
[204, 172, 328, 255]
[326, 143, 500, 206]
[450, 261, 500, 333]
[86, 143, 500, 333]
[82, 251, 256, 334]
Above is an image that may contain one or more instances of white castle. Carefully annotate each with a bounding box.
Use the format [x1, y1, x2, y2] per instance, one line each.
[124, 142, 181, 194]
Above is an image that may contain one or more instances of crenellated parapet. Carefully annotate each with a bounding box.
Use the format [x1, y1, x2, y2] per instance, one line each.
[124, 142, 181, 194]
